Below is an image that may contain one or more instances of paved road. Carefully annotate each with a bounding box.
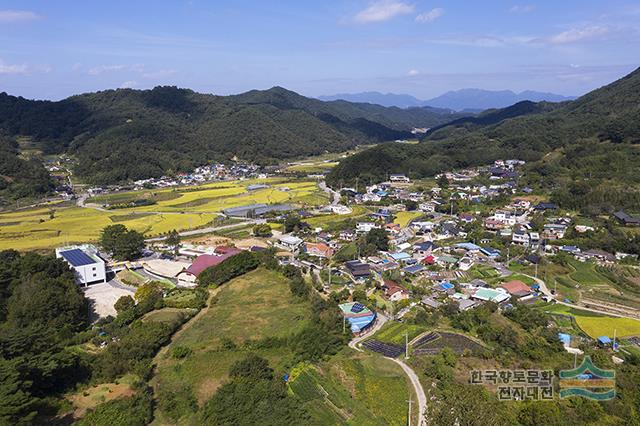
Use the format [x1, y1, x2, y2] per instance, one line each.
[388, 357, 427, 426]
[348, 314, 427, 425]
[319, 181, 340, 205]
[348, 313, 388, 351]
[145, 220, 256, 241]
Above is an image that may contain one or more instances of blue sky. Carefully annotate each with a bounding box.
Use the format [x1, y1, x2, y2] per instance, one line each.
[0, 0, 638, 100]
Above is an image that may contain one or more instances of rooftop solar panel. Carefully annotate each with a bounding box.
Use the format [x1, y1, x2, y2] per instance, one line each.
[60, 249, 96, 267]
[351, 303, 365, 313]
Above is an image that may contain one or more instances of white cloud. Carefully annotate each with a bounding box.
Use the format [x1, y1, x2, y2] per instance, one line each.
[0, 10, 41, 22]
[549, 26, 609, 44]
[407, 69, 419, 76]
[354, 0, 414, 23]
[509, 5, 535, 14]
[142, 69, 177, 79]
[0, 59, 28, 74]
[120, 81, 138, 89]
[415, 8, 444, 23]
[88, 64, 127, 75]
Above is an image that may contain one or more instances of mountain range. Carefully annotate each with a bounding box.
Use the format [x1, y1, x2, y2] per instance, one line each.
[0, 86, 466, 196]
[327, 67, 640, 213]
[318, 89, 576, 111]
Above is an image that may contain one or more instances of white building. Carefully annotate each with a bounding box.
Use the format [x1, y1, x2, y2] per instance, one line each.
[356, 222, 379, 233]
[276, 234, 303, 251]
[390, 174, 410, 183]
[56, 245, 106, 286]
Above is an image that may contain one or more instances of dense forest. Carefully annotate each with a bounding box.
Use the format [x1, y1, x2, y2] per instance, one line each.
[327, 67, 640, 213]
[0, 133, 53, 204]
[0, 86, 463, 185]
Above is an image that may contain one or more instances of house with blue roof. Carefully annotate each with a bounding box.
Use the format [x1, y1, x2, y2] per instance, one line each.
[389, 252, 412, 262]
[480, 247, 501, 258]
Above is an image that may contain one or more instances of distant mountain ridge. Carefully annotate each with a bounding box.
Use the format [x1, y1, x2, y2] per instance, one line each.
[319, 89, 576, 111]
[327, 67, 640, 213]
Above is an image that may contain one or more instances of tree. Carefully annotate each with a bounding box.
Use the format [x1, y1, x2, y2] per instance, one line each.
[283, 214, 302, 233]
[364, 228, 389, 252]
[100, 224, 127, 254]
[437, 174, 449, 188]
[165, 230, 181, 254]
[114, 295, 135, 314]
[99, 225, 145, 260]
[252, 223, 272, 237]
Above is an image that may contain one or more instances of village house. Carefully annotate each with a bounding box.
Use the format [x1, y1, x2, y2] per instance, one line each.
[304, 242, 334, 258]
[381, 280, 410, 301]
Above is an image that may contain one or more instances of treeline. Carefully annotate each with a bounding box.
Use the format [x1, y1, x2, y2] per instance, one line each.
[0, 251, 90, 424]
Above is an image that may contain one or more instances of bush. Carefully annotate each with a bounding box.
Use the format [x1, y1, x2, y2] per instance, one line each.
[172, 346, 193, 359]
[198, 251, 260, 287]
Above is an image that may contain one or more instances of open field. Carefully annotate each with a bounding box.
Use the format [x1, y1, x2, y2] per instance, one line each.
[0, 178, 327, 251]
[151, 268, 311, 424]
[284, 161, 338, 173]
[289, 352, 417, 425]
[305, 206, 370, 230]
[68, 374, 138, 418]
[393, 211, 423, 227]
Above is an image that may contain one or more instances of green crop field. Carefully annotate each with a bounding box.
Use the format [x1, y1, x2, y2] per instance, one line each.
[372, 321, 428, 345]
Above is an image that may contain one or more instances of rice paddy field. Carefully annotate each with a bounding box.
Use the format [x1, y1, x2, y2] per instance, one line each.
[393, 211, 423, 227]
[0, 178, 327, 251]
[543, 304, 640, 339]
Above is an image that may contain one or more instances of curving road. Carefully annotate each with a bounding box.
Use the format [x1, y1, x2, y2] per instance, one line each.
[348, 314, 427, 425]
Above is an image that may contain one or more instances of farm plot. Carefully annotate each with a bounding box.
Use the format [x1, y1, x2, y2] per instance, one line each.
[411, 331, 485, 356]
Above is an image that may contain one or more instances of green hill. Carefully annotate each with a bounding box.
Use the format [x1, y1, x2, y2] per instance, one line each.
[0, 86, 461, 185]
[327, 67, 640, 213]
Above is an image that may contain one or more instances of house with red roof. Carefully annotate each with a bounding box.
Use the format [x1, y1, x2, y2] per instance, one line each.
[305, 242, 334, 258]
[381, 280, 410, 302]
[499, 280, 532, 298]
[177, 249, 242, 287]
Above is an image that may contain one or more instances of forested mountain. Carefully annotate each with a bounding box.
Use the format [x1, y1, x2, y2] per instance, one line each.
[327, 67, 640, 213]
[0, 134, 53, 203]
[0, 86, 460, 185]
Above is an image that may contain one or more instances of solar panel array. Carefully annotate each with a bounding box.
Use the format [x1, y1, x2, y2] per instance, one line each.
[412, 332, 440, 349]
[60, 249, 96, 267]
[351, 303, 365, 313]
[362, 340, 404, 358]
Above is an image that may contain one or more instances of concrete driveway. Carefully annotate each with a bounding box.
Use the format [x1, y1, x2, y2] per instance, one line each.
[83, 281, 135, 321]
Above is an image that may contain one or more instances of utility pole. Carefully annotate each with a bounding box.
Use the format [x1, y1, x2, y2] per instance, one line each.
[407, 396, 413, 426]
[534, 262, 538, 279]
[343, 315, 346, 334]
[405, 332, 409, 359]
